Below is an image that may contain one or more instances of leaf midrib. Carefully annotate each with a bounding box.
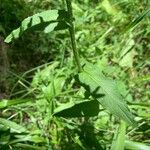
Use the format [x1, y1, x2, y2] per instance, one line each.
[83, 69, 135, 125]
[84, 70, 119, 102]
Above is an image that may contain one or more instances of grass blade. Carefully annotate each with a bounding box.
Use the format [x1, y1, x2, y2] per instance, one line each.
[111, 121, 126, 150]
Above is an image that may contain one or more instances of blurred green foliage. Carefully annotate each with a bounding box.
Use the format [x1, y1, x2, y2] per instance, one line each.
[0, 0, 150, 149]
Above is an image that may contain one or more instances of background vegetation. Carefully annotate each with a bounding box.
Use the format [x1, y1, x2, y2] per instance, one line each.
[0, 0, 150, 149]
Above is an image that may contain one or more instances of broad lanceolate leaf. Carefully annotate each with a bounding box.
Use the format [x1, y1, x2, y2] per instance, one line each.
[53, 100, 99, 117]
[0, 99, 32, 109]
[10, 135, 45, 144]
[5, 10, 69, 43]
[79, 63, 136, 126]
[13, 143, 46, 150]
[0, 118, 27, 133]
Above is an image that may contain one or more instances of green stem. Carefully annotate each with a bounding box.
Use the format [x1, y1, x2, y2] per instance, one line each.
[65, 0, 82, 72]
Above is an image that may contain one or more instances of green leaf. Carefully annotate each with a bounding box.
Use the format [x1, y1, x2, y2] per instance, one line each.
[132, 75, 150, 83]
[101, 0, 117, 16]
[5, 10, 69, 43]
[53, 99, 99, 117]
[111, 121, 126, 150]
[10, 135, 45, 144]
[42, 76, 65, 100]
[31, 61, 59, 88]
[119, 38, 136, 68]
[0, 118, 27, 133]
[119, 50, 136, 68]
[0, 99, 32, 109]
[125, 140, 150, 150]
[125, 9, 150, 32]
[13, 143, 46, 150]
[44, 22, 59, 33]
[79, 63, 136, 126]
[0, 128, 10, 145]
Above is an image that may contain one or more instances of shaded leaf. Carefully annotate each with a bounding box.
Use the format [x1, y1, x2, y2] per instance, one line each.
[53, 99, 99, 117]
[5, 10, 69, 43]
[44, 22, 58, 33]
[0, 127, 10, 145]
[79, 63, 136, 126]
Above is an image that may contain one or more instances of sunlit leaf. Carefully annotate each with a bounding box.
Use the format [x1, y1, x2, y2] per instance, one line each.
[119, 38, 136, 68]
[101, 0, 117, 16]
[5, 10, 69, 43]
[0, 99, 32, 109]
[125, 140, 150, 150]
[111, 121, 126, 150]
[0, 118, 27, 133]
[0, 125, 10, 148]
[119, 50, 136, 68]
[42, 76, 65, 100]
[10, 135, 45, 144]
[79, 63, 136, 126]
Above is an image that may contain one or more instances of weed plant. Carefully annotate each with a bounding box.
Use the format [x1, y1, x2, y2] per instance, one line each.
[0, 0, 150, 149]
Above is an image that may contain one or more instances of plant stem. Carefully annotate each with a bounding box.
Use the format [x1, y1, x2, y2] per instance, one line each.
[65, 0, 82, 72]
